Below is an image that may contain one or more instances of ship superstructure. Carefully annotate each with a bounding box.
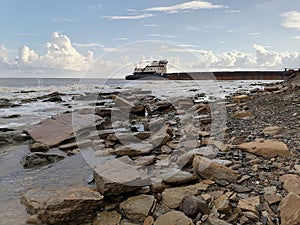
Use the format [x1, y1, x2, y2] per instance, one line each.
[133, 59, 168, 75]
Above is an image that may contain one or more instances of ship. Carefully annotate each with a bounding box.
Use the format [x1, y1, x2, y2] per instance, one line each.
[125, 59, 299, 80]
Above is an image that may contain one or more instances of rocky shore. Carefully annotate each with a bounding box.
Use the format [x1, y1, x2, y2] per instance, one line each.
[1, 77, 300, 225]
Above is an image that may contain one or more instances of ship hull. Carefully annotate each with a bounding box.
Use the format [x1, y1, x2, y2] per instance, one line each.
[125, 71, 296, 80]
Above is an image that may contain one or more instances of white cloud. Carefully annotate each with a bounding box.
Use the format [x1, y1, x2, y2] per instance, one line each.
[281, 11, 300, 30]
[225, 9, 240, 13]
[73, 42, 104, 48]
[293, 36, 300, 40]
[157, 44, 300, 70]
[51, 18, 76, 23]
[104, 13, 153, 20]
[145, 1, 223, 13]
[12, 32, 94, 72]
[248, 32, 261, 36]
[148, 34, 178, 38]
[0, 44, 9, 61]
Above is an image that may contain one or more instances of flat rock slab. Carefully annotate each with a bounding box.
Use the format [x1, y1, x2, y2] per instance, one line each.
[21, 187, 103, 225]
[192, 155, 240, 183]
[238, 139, 290, 158]
[27, 113, 101, 147]
[120, 195, 156, 222]
[161, 180, 210, 209]
[280, 193, 300, 225]
[279, 174, 300, 195]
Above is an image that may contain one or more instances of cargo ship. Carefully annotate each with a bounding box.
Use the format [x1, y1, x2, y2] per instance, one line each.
[125, 59, 299, 80]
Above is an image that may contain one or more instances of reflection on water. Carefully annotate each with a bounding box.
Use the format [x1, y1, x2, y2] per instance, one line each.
[0, 144, 92, 225]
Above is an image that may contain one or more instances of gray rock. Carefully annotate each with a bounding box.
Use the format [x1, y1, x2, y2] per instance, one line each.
[20, 152, 65, 168]
[179, 195, 209, 217]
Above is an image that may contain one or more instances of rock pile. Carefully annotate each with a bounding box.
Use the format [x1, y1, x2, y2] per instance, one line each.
[18, 79, 300, 224]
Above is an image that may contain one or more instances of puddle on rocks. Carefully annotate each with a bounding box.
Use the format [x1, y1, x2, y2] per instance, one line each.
[0, 144, 92, 225]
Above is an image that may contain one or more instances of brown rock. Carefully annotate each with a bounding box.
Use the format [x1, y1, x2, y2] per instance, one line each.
[28, 142, 49, 152]
[93, 210, 122, 225]
[238, 139, 290, 158]
[214, 192, 232, 215]
[262, 126, 284, 136]
[143, 216, 154, 225]
[112, 143, 153, 157]
[192, 155, 240, 183]
[238, 196, 260, 214]
[232, 110, 253, 119]
[27, 113, 102, 147]
[179, 195, 209, 217]
[21, 187, 103, 225]
[279, 174, 300, 195]
[120, 195, 156, 222]
[162, 170, 198, 185]
[154, 211, 194, 225]
[207, 215, 232, 225]
[280, 193, 300, 225]
[162, 181, 210, 209]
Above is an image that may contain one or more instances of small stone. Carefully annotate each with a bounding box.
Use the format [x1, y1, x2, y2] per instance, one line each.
[207, 215, 232, 225]
[20, 152, 64, 168]
[93, 211, 122, 225]
[232, 110, 253, 119]
[262, 126, 283, 136]
[179, 195, 209, 217]
[232, 184, 252, 193]
[143, 216, 154, 225]
[243, 211, 259, 221]
[28, 142, 49, 152]
[162, 170, 198, 185]
[238, 196, 260, 214]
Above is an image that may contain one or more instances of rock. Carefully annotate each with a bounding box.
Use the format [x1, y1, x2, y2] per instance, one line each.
[232, 184, 252, 193]
[112, 143, 153, 157]
[199, 130, 210, 137]
[58, 140, 91, 151]
[150, 125, 172, 148]
[21, 187, 103, 225]
[192, 155, 240, 183]
[280, 193, 300, 225]
[214, 192, 232, 215]
[20, 152, 64, 168]
[262, 126, 283, 135]
[207, 215, 232, 225]
[143, 216, 155, 225]
[154, 211, 194, 225]
[28, 142, 49, 152]
[232, 94, 248, 104]
[27, 113, 102, 147]
[0, 130, 29, 146]
[232, 110, 253, 119]
[295, 165, 300, 174]
[279, 174, 300, 195]
[162, 170, 198, 185]
[179, 195, 209, 217]
[238, 139, 290, 158]
[133, 155, 156, 166]
[93, 210, 122, 225]
[161, 181, 210, 209]
[237, 196, 260, 214]
[120, 195, 156, 222]
[93, 160, 143, 196]
[243, 211, 259, 222]
[264, 193, 282, 205]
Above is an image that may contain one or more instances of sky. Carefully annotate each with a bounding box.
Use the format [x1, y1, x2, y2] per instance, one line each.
[0, 0, 300, 78]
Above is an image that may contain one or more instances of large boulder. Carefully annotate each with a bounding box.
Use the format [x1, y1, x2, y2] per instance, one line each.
[238, 139, 290, 158]
[21, 187, 103, 225]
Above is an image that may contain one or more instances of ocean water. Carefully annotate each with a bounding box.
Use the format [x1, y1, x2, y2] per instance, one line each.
[0, 78, 279, 225]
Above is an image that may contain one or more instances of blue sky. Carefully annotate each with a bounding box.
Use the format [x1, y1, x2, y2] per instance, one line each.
[0, 0, 300, 77]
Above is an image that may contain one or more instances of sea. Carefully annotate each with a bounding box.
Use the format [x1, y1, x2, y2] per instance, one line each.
[0, 78, 280, 225]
